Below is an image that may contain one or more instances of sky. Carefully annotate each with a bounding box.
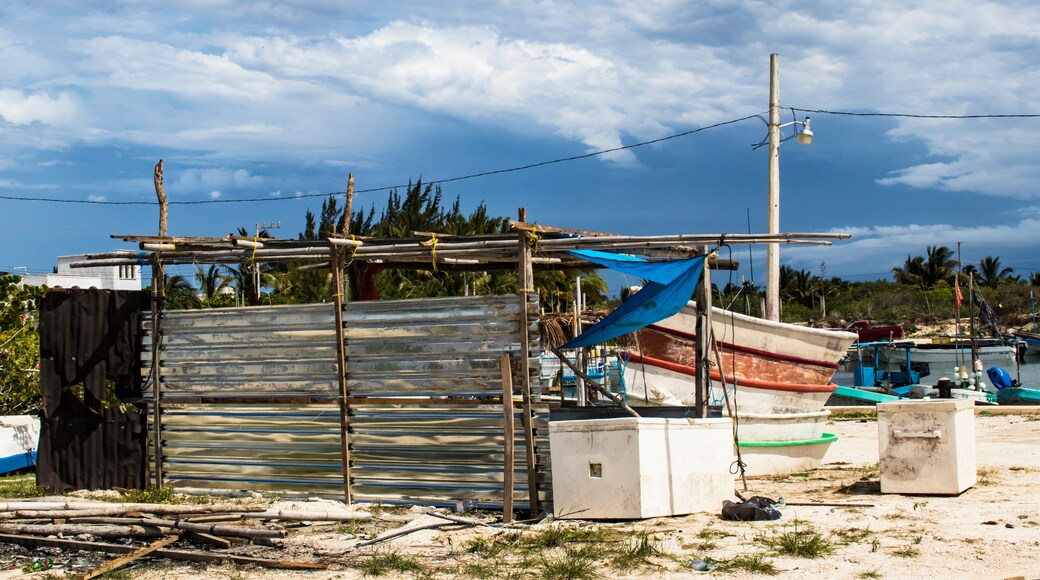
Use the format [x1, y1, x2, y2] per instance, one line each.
[2, 1, 1040, 293]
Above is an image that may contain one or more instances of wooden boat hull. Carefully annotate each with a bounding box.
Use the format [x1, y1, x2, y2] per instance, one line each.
[635, 302, 857, 386]
[621, 352, 836, 415]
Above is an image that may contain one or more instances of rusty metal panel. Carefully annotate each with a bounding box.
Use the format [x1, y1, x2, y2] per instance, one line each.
[146, 294, 550, 508]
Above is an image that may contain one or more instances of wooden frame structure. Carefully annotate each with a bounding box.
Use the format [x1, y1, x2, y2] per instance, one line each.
[71, 218, 848, 518]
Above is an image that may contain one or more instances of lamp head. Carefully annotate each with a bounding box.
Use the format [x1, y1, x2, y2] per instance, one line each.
[796, 116, 813, 145]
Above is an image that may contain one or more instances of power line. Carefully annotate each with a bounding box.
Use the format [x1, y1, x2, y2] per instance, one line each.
[792, 108, 1040, 119]
[2, 106, 1039, 207]
[0, 114, 762, 207]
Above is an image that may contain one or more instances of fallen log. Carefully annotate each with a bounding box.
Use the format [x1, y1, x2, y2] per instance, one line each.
[0, 502, 264, 519]
[141, 518, 286, 540]
[74, 535, 181, 580]
[0, 533, 326, 570]
[0, 523, 164, 539]
[245, 509, 373, 522]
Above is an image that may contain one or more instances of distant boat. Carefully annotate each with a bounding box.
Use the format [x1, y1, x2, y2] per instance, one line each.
[875, 339, 1015, 387]
[1011, 329, 1040, 357]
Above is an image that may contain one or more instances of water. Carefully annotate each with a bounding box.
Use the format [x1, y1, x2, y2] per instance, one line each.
[834, 356, 1040, 388]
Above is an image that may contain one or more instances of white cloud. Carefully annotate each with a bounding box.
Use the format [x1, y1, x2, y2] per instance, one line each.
[0, 90, 78, 125]
[208, 190, 221, 199]
[173, 167, 265, 195]
[87, 194, 106, 202]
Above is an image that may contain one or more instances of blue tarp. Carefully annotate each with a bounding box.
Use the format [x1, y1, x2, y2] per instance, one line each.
[560, 250, 705, 349]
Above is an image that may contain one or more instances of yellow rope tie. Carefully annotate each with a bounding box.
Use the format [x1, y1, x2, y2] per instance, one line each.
[530, 226, 540, 253]
[346, 235, 359, 268]
[250, 236, 259, 265]
[430, 234, 438, 272]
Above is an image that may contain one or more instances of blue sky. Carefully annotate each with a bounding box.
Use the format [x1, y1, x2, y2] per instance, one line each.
[2, 1, 1040, 292]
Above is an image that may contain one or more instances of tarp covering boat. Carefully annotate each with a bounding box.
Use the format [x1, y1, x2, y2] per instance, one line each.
[561, 250, 705, 350]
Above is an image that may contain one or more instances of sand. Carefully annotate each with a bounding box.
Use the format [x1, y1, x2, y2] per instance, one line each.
[5, 414, 1040, 579]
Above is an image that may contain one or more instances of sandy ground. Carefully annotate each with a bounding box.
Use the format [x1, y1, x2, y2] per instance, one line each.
[4, 414, 1040, 579]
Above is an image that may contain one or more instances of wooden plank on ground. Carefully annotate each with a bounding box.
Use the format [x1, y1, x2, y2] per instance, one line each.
[74, 534, 180, 580]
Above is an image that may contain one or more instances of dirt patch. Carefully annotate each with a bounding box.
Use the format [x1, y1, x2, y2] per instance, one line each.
[2, 416, 1040, 578]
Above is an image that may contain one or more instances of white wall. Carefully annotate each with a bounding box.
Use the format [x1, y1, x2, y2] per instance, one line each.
[20, 254, 142, 291]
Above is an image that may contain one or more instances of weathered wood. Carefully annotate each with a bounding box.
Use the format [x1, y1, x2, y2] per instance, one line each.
[516, 208, 540, 516]
[331, 244, 353, 505]
[508, 220, 621, 237]
[154, 160, 167, 237]
[0, 533, 326, 570]
[140, 518, 286, 539]
[500, 353, 515, 524]
[353, 521, 461, 549]
[246, 509, 372, 522]
[0, 523, 164, 538]
[74, 534, 180, 580]
[694, 250, 713, 418]
[0, 503, 251, 519]
[182, 529, 233, 548]
[0, 500, 265, 513]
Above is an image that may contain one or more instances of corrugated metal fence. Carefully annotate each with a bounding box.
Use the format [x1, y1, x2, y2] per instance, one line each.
[146, 294, 548, 508]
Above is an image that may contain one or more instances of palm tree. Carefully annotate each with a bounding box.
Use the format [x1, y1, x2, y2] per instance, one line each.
[1030, 272, 1040, 287]
[922, 245, 957, 287]
[977, 256, 1015, 288]
[194, 265, 229, 301]
[892, 255, 925, 288]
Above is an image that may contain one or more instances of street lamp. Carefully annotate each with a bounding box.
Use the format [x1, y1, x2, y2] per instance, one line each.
[764, 53, 812, 322]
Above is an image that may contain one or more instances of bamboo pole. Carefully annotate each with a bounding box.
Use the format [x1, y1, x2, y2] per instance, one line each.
[516, 208, 539, 517]
[500, 353, 515, 524]
[693, 250, 711, 417]
[331, 244, 353, 504]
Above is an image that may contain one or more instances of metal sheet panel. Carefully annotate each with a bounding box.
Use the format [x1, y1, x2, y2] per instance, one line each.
[146, 294, 549, 508]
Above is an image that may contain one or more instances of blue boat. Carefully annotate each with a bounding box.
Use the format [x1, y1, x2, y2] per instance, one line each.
[987, 366, 1040, 405]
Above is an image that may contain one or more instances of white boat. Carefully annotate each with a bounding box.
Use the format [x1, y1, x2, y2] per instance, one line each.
[621, 353, 837, 414]
[734, 410, 830, 442]
[635, 302, 858, 387]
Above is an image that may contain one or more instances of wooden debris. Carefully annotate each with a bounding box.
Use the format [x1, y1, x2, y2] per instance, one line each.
[246, 508, 372, 522]
[140, 518, 286, 539]
[74, 534, 180, 580]
[180, 530, 235, 549]
[353, 521, 461, 549]
[0, 533, 326, 570]
[0, 523, 164, 539]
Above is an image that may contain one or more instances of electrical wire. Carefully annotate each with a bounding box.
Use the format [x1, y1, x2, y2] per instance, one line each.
[4, 106, 1037, 207]
[0, 114, 762, 207]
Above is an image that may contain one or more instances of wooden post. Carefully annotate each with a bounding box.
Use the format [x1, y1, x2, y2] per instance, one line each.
[330, 245, 352, 503]
[500, 353, 514, 523]
[516, 208, 540, 516]
[150, 159, 167, 488]
[694, 249, 713, 418]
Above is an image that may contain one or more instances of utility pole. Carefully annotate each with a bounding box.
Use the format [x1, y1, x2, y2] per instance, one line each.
[765, 53, 782, 322]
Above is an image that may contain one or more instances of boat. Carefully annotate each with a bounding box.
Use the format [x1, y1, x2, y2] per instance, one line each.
[0, 416, 39, 475]
[621, 352, 839, 414]
[996, 387, 1040, 405]
[1011, 329, 1040, 358]
[616, 301, 855, 458]
[635, 303, 857, 386]
[874, 339, 1015, 389]
[737, 433, 838, 477]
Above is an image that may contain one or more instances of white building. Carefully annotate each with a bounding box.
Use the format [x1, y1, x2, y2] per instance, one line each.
[19, 254, 143, 291]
